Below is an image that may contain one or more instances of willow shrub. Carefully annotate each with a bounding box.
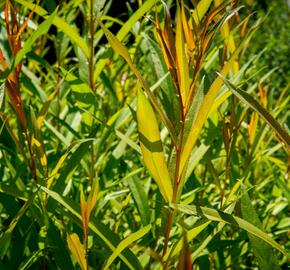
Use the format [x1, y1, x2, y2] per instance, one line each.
[0, 0, 289, 269]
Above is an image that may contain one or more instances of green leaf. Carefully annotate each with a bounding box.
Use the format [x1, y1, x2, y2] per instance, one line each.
[0, 194, 36, 249]
[103, 224, 151, 270]
[14, 8, 58, 68]
[170, 203, 287, 256]
[94, 0, 155, 79]
[164, 220, 211, 261]
[241, 188, 280, 270]
[218, 73, 290, 152]
[40, 186, 142, 270]
[15, 0, 90, 57]
[47, 220, 74, 270]
[137, 89, 173, 202]
[128, 176, 150, 226]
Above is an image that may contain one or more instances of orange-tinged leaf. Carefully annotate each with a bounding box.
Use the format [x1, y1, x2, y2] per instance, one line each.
[241, 14, 251, 37]
[137, 89, 173, 202]
[214, 0, 239, 72]
[181, 1, 195, 53]
[258, 84, 268, 108]
[15, 6, 34, 43]
[5, 81, 27, 130]
[155, 13, 177, 83]
[0, 48, 7, 70]
[67, 233, 87, 270]
[156, 1, 176, 71]
[248, 112, 258, 145]
[179, 31, 255, 180]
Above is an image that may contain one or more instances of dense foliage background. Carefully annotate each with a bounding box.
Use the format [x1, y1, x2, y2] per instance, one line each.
[0, 0, 289, 269]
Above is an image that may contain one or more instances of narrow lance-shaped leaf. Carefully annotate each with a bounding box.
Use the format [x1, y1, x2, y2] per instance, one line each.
[0, 193, 36, 247]
[66, 233, 87, 270]
[241, 187, 280, 270]
[181, 0, 195, 53]
[214, 0, 239, 73]
[165, 180, 241, 260]
[99, 21, 177, 146]
[40, 186, 141, 269]
[15, 0, 90, 57]
[192, 0, 214, 25]
[37, 78, 64, 128]
[94, 0, 155, 79]
[30, 107, 47, 176]
[176, 1, 190, 104]
[13, 7, 58, 69]
[103, 225, 151, 270]
[137, 89, 173, 202]
[170, 203, 288, 256]
[218, 73, 290, 152]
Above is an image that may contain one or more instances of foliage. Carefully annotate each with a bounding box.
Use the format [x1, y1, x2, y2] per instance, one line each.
[0, 0, 289, 269]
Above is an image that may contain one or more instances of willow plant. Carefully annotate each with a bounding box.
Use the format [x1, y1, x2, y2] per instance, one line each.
[100, 0, 288, 267]
[0, 0, 289, 269]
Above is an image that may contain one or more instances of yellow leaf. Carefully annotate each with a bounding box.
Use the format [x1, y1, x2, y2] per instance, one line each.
[99, 21, 177, 145]
[137, 89, 173, 202]
[67, 233, 87, 270]
[176, 1, 190, 104]
[103, 225, 151, 270]
[192, 0, 213, 25]
[87, 179, 99, 214]
[47, 152, 69, 189]
[214, 0, 239, 73]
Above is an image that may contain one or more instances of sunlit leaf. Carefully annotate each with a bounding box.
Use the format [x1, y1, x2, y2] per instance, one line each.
[103, 225, 151, 270]
[99, 21, 177, 145]
[137, 89, 173, 202]
[66, 233, 87, 270]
